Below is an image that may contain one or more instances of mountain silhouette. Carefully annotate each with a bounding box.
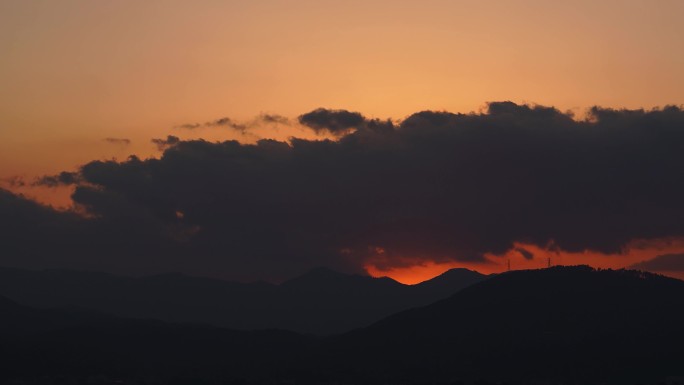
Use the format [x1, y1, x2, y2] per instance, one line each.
[2, 266, 684, 384]
[413, 267, 492, 297]
[315, 266, 684, 383]
[0, 296, 314, 384]
[0, 294, 111, 337]
[0, 266, 487, 334]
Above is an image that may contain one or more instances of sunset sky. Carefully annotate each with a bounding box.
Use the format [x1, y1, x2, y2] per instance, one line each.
[2, 0, 684, 283]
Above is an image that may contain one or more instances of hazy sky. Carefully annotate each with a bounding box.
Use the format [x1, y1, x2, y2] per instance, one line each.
[2, 0, 683, 179]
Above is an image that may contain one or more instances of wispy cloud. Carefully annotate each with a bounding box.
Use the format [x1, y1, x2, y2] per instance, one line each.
[175, 117, 246, 131]
[175, 113, 291, 133]
[104, 137, 131, 145]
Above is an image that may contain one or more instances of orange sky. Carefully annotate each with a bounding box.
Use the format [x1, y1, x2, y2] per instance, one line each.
[2, 1, 684, 282]
[2, 1, 684, 180]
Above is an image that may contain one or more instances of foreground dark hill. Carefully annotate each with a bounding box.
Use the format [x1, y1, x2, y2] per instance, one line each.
[0, 295, 109, 337]
[0, 266, 486, 334]
[0, 297, 314, 384]
[317, 266, 684, 383]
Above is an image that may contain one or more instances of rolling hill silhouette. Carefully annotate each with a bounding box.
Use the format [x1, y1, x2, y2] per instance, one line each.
[0, 294, 110, 337]
[1, 266, 683, 384]
[0, 295, 314, 384]
[316, 266, 684, 383]
[0, 266, 486, 334]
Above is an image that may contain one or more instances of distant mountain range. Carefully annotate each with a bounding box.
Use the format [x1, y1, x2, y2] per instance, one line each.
[0, 266, 487, 334]
[1, 266, 683, 384]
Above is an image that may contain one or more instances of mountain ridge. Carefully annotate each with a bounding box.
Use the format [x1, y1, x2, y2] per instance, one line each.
[2, 266, 683, 384]
[316, 266, 684, 383]
[0, 265, 488, 334]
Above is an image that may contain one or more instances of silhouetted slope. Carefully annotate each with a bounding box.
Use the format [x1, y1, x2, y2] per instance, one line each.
[276, 267, 413, 333]
[0, 294, 109, 337]
[0, 266, 487, 334]
[317, 266, 684, 383]
[0, 298, 315, 384]
[2, 267, 684, 384]
[413, 267, 489, 297]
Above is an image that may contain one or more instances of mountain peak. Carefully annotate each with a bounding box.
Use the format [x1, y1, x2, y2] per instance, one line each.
[436, 267, 484, 278]
[414, 267, 487, 292]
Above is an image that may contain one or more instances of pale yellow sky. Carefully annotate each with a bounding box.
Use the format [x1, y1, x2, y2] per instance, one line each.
[1, 0, 683, 182]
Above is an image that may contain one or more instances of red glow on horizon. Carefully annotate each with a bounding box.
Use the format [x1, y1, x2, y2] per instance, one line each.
[365, 261, 476, 285]
[366, 239, 684, 284]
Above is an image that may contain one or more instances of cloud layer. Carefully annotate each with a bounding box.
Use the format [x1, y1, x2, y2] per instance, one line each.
[4, 102, 684, 280]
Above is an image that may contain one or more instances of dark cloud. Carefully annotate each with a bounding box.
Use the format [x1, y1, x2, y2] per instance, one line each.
[0, 186, 195, 275]
[174, 114, 290, 134]
[1, 176, 26, 187]
[207, 117, 247, 131]
[631, 254, 684, 272]
[298, 108, 367, 135]
[6, 102, 684, 281]
[151, 135, 180, 150]
[515, 248, 534, 260]
[176, 117, 247, 131]
[258, 113, 290, 125]
[104, 137, 131, 145]
[35, 171, 80, 187]
[177, 123, 202, 129]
